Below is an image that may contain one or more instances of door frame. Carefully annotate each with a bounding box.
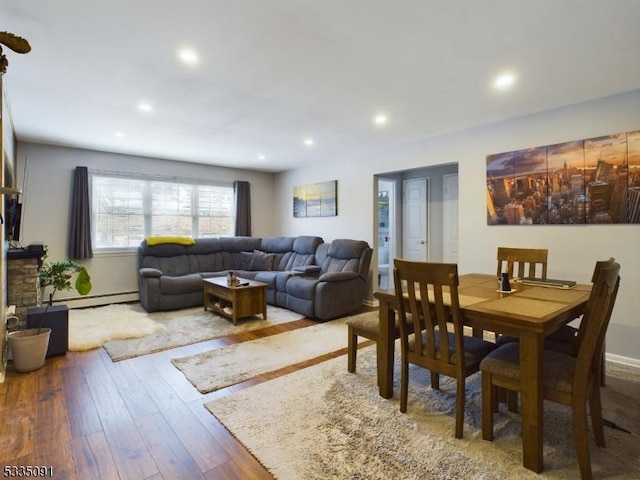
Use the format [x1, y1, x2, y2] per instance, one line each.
[373, 164, 458, 292]
[402, 176, 430, 261]
[375, 177, 397, 290]
[443, 173, 459, 263]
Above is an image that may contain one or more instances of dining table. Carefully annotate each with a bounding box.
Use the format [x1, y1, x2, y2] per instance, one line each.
[373, 273, 592, 473]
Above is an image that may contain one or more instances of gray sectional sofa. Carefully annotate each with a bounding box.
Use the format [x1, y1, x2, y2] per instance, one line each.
[137, 235, 372, 320]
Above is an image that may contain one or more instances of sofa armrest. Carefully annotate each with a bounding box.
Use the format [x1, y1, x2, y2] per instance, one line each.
[140, 267, 163, 278]
[318, 271, 359, 282]
[294, 265, 321, 275]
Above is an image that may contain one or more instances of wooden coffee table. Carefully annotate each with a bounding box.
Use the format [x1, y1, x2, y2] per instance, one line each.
[203, 277, 268, 325]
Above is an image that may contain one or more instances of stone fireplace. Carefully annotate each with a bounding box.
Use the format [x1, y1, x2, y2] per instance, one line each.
[6, 249, 45, 331]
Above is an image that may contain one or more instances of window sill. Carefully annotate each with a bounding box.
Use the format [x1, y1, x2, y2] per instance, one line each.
[93, 248, 137, 258]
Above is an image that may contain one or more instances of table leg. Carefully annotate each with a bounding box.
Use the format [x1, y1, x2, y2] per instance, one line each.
[519, 332, 544, 473]
[262, 288, 267, 320]
[231, 291, 238, 325]
[377, 300, 395, 399]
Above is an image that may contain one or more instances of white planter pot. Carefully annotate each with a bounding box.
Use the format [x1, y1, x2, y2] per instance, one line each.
[7, 328, 51, 372]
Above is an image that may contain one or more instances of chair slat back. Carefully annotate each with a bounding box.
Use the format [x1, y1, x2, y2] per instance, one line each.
[574, 257, 616, 350]
[393, 260, 463, 368]
[590, 257, 615, 283]
[573, 262, 620, 394]
[496, 247, 548, 279]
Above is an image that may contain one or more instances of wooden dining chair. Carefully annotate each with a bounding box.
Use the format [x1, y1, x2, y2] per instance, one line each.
[498, 257, 615, 386]
[494, 246, 548, 409]
[393, 259, 497, 439]
[346, 311, 404, 376]
[496, 246, 548, 280]
[346, 313, 380, 374]
[480, 261, 621, 479]
[546, 257, 616, 386]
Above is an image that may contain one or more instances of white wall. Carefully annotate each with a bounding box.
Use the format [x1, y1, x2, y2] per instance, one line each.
[16, 143, 276, 304]
[274, 89, 640, 364]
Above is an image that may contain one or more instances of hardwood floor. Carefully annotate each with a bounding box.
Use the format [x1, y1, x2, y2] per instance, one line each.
[0, 312, 374, 479]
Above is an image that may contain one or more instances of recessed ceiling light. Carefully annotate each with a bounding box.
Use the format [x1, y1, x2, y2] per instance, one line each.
[115, 132, 126, 138]
[374, 114, 388, 126]
[258, 154, 266, 160]
[138, 103, 153, 112]
[304, 138, 314, 147]
[493, 72, 516, 90]
[178, 48, 199, 66]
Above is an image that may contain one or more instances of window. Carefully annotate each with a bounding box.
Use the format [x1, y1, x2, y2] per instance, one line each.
[91, 173, 234, 249]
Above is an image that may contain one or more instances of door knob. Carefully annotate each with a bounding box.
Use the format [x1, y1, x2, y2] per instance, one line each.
[420, 240, 426, 245]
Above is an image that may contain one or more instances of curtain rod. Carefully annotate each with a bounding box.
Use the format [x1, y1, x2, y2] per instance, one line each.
[87, 168, 236, 186]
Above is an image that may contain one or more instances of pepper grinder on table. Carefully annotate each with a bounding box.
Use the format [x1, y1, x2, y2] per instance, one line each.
[500, 272, 512, 292]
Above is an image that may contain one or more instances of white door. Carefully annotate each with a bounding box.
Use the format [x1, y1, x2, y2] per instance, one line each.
[443, 174, 459, 263]
[402, 178, 429, 261]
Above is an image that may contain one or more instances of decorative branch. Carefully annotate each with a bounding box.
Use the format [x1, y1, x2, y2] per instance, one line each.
[0, 31, 31, 75]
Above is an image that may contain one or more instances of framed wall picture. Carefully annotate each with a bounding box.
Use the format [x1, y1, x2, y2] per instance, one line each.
[293, 180, 337, 218]
[486, 129, 640, 225]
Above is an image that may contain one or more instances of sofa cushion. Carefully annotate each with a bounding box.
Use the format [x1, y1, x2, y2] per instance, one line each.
[286, 276, 317, 300]
[283, 236, 324, 271]
[159, 273, 203, 295]
[141, 254, 190, 276]
[320, 239, 371, 277]
[315, 243, 330, 266]
[293, 235, 324, 254]
[249, 250, 275, 271]
[321, 257, 360, 274]
[327, 239, 369, 259]
[254, 271, 279, 289]
[260, 236, 295, 253]
[239, 251, 254, 270]
[189, 252, 226, 273]
[219, 236, 262, 253]
[188, 237, 222, 254]
[270, 252, 293, 271]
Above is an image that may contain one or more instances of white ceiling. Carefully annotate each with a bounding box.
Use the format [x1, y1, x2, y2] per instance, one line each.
[2, 1, 640, 173]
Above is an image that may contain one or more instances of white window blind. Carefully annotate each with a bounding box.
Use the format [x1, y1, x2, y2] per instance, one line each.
[91, 173, 234, 249]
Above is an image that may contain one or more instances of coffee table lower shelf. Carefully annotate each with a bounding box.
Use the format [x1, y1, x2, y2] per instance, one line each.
[203, 277, 268, 325]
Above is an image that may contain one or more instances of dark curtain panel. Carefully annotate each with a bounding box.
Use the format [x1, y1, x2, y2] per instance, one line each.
[234, 180, 251, 236]
[69, 166, 93, 259]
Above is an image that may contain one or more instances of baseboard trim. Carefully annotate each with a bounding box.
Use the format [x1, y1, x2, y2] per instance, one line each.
[606, 353, 640, 370]
[62, 292, 139, 309]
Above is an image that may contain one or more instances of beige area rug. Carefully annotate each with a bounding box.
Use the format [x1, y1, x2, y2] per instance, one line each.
[69, 303, 166, 352]
[206, 346, 640, 479]
[171, 313, 367, 393]
[85, 303, 305, 361]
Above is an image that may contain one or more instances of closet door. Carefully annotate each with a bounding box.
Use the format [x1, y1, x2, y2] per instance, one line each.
[402, 177, 429, 261]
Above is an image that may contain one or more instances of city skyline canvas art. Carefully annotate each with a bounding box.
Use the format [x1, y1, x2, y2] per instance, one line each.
[486, 129, 640, 225]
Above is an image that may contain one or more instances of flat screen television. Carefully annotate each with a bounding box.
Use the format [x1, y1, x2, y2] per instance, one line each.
[5, 197, 22, 242]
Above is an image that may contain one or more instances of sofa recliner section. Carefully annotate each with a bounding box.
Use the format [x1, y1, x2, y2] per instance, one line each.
[284, 239, 372, 320]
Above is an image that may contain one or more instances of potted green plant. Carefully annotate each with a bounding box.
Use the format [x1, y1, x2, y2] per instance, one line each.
[7, 257, 92, 372]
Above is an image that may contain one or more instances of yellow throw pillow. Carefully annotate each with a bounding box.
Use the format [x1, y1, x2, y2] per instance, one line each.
[146, 235, 196, 246]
